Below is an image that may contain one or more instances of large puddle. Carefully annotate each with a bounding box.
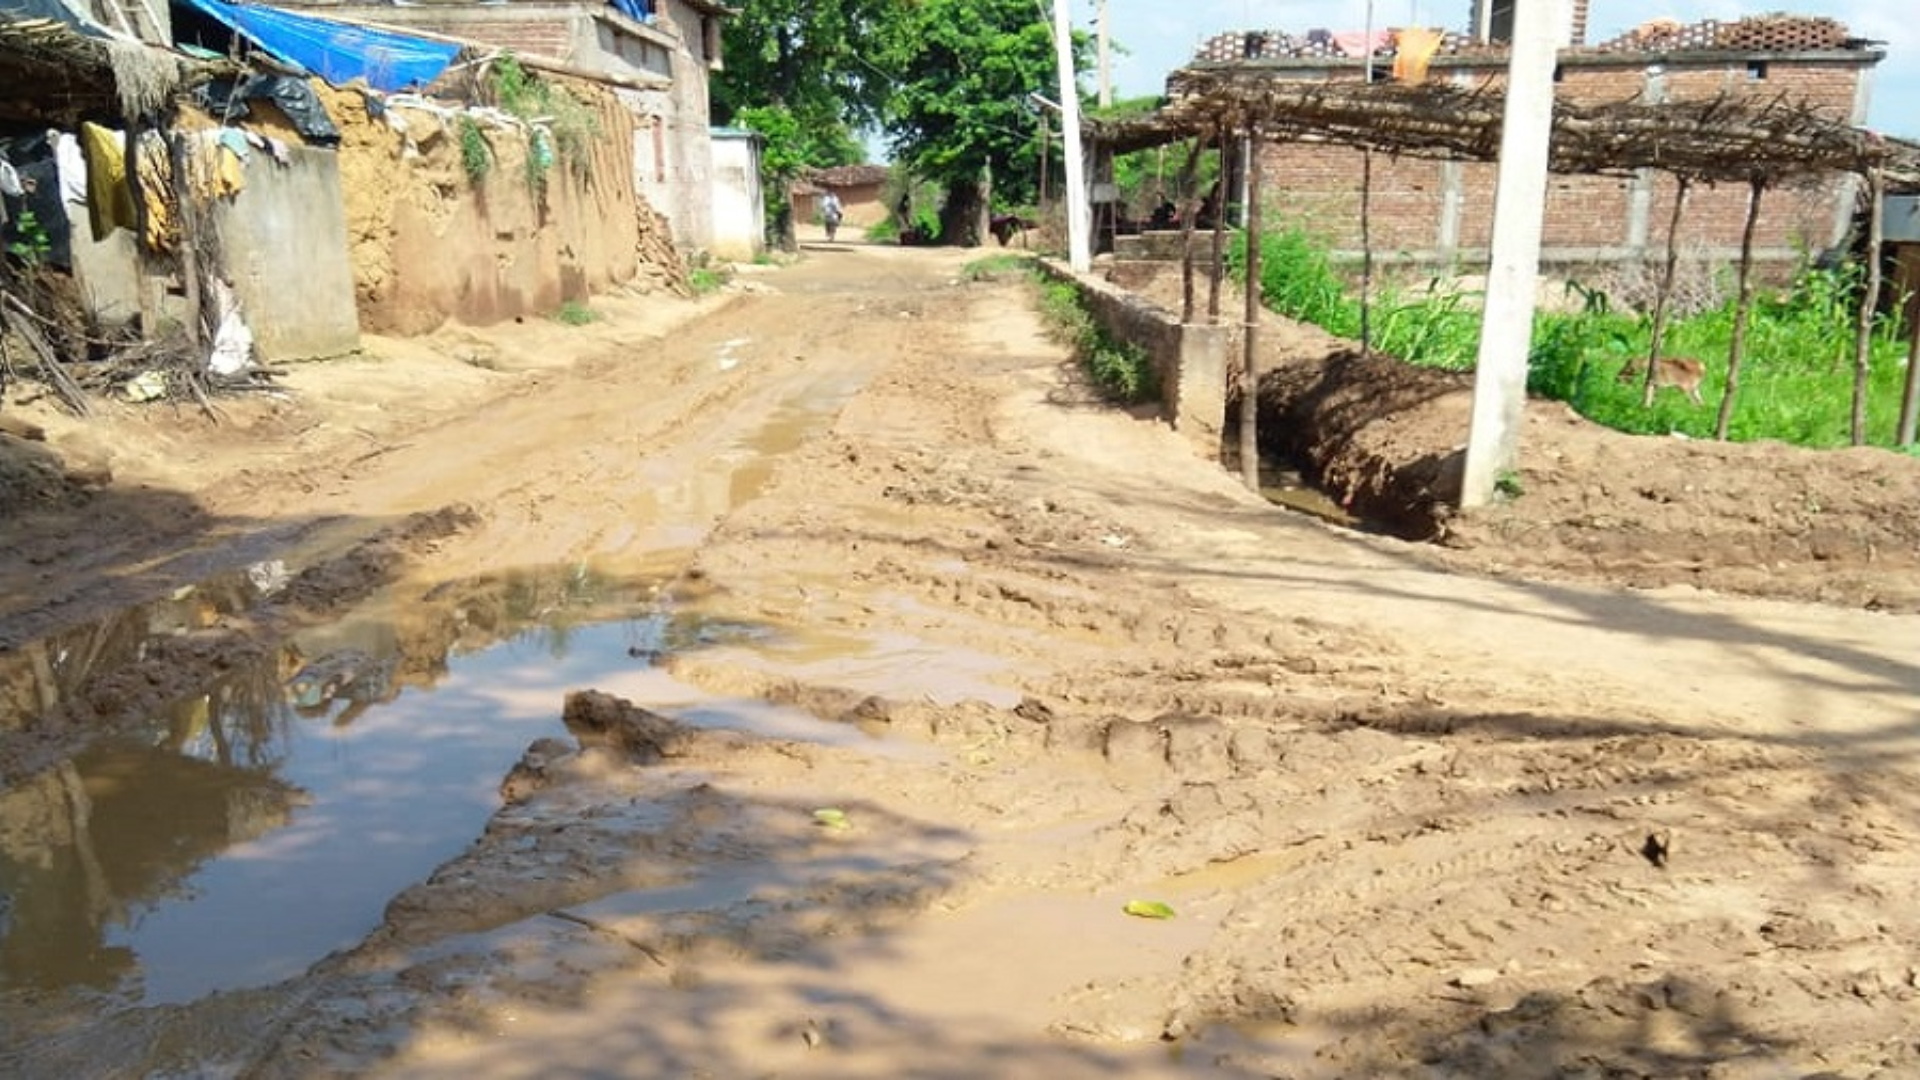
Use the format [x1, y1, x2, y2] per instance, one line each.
[0, 365, 974, 1020]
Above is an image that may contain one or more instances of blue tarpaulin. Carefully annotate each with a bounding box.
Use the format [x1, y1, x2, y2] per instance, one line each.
[179, 0, 461, 93]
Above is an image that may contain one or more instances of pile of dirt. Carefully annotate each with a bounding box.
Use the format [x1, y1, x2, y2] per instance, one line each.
[0, 431, 94, 512]
[1129, 265, 1920, 612]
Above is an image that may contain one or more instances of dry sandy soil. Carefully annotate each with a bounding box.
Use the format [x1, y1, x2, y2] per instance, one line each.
[3, 240, 1919, 1077]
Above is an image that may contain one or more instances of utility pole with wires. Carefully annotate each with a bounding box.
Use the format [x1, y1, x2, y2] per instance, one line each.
[1096, 0, 1111, 107]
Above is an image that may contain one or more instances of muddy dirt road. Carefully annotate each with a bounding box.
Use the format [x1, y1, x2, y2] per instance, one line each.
[3, 242, 1919, 1077]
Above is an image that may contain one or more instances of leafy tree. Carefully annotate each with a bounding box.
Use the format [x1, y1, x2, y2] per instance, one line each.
[712, 0, 905, 244]
[883, 0, 1090, 245]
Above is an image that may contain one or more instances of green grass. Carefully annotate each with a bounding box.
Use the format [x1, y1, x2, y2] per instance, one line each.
[1230, 224, 1916, 449]
[552, 300, 597, 326]
[688, 267, 729, 295]
[1036, 277, 1157, 404]
[961, 253, 1035, 282]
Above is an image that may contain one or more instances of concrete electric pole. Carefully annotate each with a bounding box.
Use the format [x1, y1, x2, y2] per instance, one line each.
[1055, 0, 1091, 271]
[1459, 0, 1565, 507]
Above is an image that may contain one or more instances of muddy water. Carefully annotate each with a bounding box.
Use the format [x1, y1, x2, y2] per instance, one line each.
[0, 369, 921, 1021]
[1219, 445, 1361, 528]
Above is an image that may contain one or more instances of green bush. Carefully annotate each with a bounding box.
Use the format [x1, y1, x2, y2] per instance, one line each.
[1036, 278, 1157, 404]
[457, 117, 490, 183]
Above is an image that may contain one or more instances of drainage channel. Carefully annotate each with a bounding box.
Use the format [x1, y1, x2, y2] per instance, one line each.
[0, 372, 930, 1021]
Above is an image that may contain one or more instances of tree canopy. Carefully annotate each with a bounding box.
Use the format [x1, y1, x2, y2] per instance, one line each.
[714, 0, 1096, 244]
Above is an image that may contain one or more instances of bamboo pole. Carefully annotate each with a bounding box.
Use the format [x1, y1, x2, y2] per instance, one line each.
[1208, 129, 1230, 323]
[1643, 175, 1691, 407]
[1240, 120, 1265, 491]
[1850, 168, 1883, 446]
[1898, 306, 1920, 447]
[1714, 178, 1766, 441]
[1360, 147, 1374, 359]
[1177, 133, 1204, 324]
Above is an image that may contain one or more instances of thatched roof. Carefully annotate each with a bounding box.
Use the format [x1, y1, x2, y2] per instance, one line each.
[0, 18, 207, 127]
[1091, 71, 1920, 186]
[1090, 13, 1916, 186]
[0, 18, 118, 126]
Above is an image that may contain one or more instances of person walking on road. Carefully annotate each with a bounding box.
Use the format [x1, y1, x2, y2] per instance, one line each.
[821, 190, 844, 242]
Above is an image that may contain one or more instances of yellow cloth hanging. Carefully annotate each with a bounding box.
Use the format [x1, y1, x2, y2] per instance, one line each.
[135, 131, 176, 252]
[79, 121, 138, 242]
[1392, 27, 1445, 84]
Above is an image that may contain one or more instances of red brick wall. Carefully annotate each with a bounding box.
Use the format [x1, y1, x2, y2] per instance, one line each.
[1257, 55, 1867, 268]
[394, 16, 575, 63]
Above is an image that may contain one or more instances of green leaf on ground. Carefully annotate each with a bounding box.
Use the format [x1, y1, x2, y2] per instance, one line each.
[812, 808, 851, 830]
[1123, 899, 1176, 920]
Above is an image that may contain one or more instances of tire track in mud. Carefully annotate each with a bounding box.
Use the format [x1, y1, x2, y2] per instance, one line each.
[661, 273, 1920, 1077]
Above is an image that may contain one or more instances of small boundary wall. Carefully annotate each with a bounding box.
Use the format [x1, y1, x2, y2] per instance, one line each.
[1036, 258, 1228, 456]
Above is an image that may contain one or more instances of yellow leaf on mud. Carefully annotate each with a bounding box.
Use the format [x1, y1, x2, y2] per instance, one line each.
[1123, 899, 1176, 920]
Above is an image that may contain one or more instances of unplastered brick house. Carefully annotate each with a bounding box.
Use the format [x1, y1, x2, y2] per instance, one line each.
[1192, 2, 1884, 276]
[273, 0, 729, 254]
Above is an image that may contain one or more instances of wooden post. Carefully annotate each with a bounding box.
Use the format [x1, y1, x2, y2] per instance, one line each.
[1240, 119, 1265, 491]
[1208, 126, 1231, 323]
[1359, 0, 1376, 359]
[1177, 133, 1203, 323]
[1850, 168, 1883, 446]
[1898, 302, 1920, 447]
[1643, 174, 1690, 406]
[1360, 147, 1374, 359]
[1460, 0, 1565, 508]
[1714, 178, 1766, 441]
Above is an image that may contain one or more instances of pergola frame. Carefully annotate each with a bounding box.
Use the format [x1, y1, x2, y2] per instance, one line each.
[1088, 68, 1920, 466]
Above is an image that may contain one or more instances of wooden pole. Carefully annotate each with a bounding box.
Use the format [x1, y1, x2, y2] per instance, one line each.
[1898, 301, 1920, 447]
[1643, 175, 1691, 407]
[1359, 0, 1375, 359]
[1360, 147, 1374, 359]
[1460, 0, 1565, 507]
[1850, 168, 1884, 446]
[1714, 178, 1766, 441]
[1240, 119, 1265, 491]
[1208, 127, 1231, 323]
[1177, 134, 1203, 323]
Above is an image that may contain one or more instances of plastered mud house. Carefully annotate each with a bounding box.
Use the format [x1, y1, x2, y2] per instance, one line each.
[1187, 3, 1885, 277]
[267, 0, 731, 257]
[0, 9, 362, 362]
[3, 0, 722, 361]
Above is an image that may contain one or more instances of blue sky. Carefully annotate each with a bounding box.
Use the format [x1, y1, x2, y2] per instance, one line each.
[1097, 1, 1916, 136]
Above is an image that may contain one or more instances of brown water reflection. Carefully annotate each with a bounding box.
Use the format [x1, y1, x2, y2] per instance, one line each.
[0, 562, 677, 1006]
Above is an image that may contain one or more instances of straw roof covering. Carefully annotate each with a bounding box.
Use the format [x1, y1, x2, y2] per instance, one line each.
[1090, 71, 1920, 186]
[1093, 14, 1918, 186]
[0, 18, 212, 127]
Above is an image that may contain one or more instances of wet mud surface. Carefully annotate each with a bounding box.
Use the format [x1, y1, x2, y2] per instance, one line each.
[3, 243, 1920, 1077]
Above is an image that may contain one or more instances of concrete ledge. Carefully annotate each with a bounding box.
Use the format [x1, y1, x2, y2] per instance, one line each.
[1036, 259, 1226, 457]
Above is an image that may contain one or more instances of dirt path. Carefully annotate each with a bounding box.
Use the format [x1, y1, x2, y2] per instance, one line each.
[4, 243, 1919, 1077]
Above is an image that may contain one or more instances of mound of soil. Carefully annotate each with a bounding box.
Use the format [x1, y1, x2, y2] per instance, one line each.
[1132, 266, 1920, 612]
[0, 433, 92, 512]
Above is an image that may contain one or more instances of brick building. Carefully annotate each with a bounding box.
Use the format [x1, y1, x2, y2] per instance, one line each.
[1188, 9, 1883, 274]
[268, 0, 728, 254]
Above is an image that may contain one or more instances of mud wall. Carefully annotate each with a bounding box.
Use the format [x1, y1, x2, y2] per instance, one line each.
[318, 81, 644, 335]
